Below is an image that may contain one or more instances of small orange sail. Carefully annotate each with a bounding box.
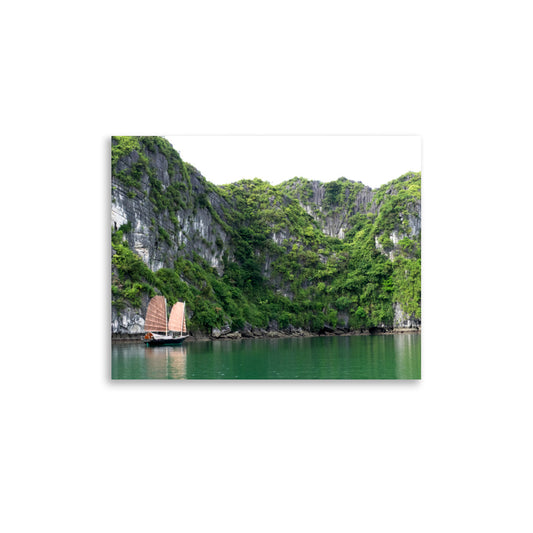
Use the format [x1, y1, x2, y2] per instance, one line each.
[168, 302, 187, 333]
[144, 295, 168, 333]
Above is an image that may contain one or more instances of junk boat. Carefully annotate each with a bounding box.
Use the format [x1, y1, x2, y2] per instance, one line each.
[143, 295, 188, 346]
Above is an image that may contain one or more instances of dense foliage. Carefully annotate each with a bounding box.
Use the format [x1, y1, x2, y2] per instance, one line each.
[111, 136, 421, 334]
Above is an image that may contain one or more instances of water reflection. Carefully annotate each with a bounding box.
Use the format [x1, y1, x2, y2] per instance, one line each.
[143, 345, 188, 379]
[394, 335, 420, 379]
[168, 347, 187, 379]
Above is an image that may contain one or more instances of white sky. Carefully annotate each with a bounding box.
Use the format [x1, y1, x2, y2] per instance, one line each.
[165, 135, 421, 189]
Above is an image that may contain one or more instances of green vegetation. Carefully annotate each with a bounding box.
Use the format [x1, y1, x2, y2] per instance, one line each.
[111, 229, 156, 309]
[111, 137, 421, 334]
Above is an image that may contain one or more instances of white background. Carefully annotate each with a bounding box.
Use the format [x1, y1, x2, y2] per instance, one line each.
[1, 1, 532, 532]
[164, 135, 421, 187]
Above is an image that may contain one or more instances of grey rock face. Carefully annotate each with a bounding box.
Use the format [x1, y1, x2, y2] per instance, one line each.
[112, 306, 145, 334]
[393, 302, 421, 329]
[286, 179, 376, 239]
[112, 146, 232, 275]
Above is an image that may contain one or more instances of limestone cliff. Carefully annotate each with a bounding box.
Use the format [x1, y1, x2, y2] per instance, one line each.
[112, 142, 232, 274]
[111, 136, 421, 337]
[278, 177, 375, 239]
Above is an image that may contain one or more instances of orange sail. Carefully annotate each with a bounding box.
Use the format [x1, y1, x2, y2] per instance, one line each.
[144, 295, 168, 333]
[168, 302, 187, 333]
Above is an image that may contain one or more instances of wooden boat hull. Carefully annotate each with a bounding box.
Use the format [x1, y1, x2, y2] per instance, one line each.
[145, 336, 187, 347]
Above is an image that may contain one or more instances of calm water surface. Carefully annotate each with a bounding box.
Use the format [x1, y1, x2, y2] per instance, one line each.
[112, 334, 420, 379]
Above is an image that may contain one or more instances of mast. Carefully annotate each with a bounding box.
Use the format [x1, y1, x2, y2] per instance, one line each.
[165, 298, 168, 336]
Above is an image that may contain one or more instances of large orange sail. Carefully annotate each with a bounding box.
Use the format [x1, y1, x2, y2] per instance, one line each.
[168, 302, 187, 333]
[144, 295, 168, 332]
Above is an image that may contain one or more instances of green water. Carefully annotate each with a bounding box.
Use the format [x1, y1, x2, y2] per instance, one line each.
[111, 334, 421, 379]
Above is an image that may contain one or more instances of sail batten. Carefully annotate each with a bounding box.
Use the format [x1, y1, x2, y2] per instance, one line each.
[144, 295, 168, 332]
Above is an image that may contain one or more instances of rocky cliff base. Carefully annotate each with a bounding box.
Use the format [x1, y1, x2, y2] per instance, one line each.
[112, 325, 420, 343]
